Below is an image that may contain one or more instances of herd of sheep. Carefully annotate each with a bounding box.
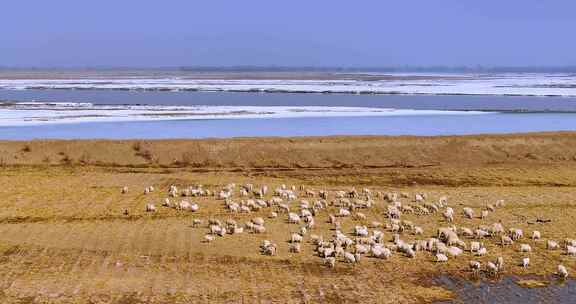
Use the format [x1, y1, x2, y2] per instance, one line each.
[123, 183, 571, 280]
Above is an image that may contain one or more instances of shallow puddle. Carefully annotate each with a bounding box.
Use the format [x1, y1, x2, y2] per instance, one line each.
[435, 275, 576, 304]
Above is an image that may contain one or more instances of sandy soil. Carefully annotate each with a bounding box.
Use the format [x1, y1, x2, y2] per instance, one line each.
[1, 133, 576, 303]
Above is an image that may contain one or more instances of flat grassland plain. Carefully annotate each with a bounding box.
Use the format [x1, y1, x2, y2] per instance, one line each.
[1, 133, 576, 303]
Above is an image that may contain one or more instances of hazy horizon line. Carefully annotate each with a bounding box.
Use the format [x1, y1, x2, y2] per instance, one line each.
[2, 65, 576, 73]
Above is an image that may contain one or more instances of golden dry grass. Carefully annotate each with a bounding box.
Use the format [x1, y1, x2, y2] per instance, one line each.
[1, 133, 576, 303]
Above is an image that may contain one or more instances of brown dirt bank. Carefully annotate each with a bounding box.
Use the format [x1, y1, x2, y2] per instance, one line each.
[2, 132, 576, 167]
[3, 132, 576, 187]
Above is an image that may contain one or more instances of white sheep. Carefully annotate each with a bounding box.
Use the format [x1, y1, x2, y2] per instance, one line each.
[509, 228, 523, 240]
[291, 233, 303, 243]
[121, 186, 128, 194]
[289, 243, 301, 253]
[189, 203, 199, 212]
[253, 225, 266, 234]
[475, 247, 487, 256]
[566, 245, 576, 256]
[558, 265, 569, 278]
[435, 253, 448, 262]
[470, 241, 481, 253]
[519, 244, 532, 253]
[288, 212, 301, 224]
[414, 226, 424, 235]
[469, 260, 481, 274]
[443, 208, 454, 222]
[145, 203, 156, 212]
[463, 207, 474, 219]
[486, 262, 499, 276]
[446, 246, 463, 257]
[338, 208, 351, 217]
[501, 235, 514, 246]
[496, 256, 504, 271]
[532, 231, 541, 240]
[343, 252, 359, 264]
[252, 217, 265, 226]
[547, 240, 559, 250]
[522, 257, 530, 268]
[324, 257, 336, 268]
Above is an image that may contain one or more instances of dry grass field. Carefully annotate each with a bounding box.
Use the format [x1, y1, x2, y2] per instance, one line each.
[1, 133, 576, 303]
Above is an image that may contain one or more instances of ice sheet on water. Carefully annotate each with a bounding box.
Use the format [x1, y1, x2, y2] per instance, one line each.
[0, 103, 495, 126]
[0, 73, 575, 96]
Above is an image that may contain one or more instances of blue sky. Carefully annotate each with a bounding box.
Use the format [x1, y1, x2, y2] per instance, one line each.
[1, 0, 575, 67]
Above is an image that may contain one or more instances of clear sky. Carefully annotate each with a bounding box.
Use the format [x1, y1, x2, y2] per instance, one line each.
[2, 0, 575, 67]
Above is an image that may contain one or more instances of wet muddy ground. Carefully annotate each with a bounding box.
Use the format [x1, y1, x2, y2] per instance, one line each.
[436, 275, 576, 304]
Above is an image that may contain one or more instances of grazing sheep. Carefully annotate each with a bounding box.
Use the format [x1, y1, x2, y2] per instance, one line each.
[162, 198, 171, 207]
[487, 262, 499, 276]
[177, 200, 191, 211]
[522, 257, 530, 268]
[253, 225, 266, 234]
[338, 208, 351, 217]
[289, 243, 301, 253]
[475, 247, 488, 257]
[343, 252, 359, 264]
[324, 257, 336, 268]
[192, 219, 203, 227]
[261, 241, 277, 256]
[463, 207, 474, 219]
[469, 260, 481, 274]
[435, 253, 448, 262]
[252, 217, 265, 226]
[501, 235, 514, 246]
[566, 245, 576, 256]
[354, 225, 369, 237]
[460, 228, 474, 238]
[490, 223, 504, 236]
[481, 210, 489, 219]
[519, 244, 532, 253]
[443, 208, 454, 222]
[547, 240, 559, 250]
[415, 193, 425, 203]
[288, 213, 301, 224]
[121, 186, 128, 194]
[446, 246, 463, 257]
[532, 231, 541, 240]
[371, 246, 392, 259]
[496, 257, 504, 271]
[470, 242, 482, 253]
[291, 233, 303, 243]
[558, 265, 569, 279]
[414, 226, 424, 235]
[189, 203, 199, 212]
[145, 203, 156, 212]
[509, 228, 523, 241]
[204, 235, 215, 243]
[355, 244, 370, 255]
